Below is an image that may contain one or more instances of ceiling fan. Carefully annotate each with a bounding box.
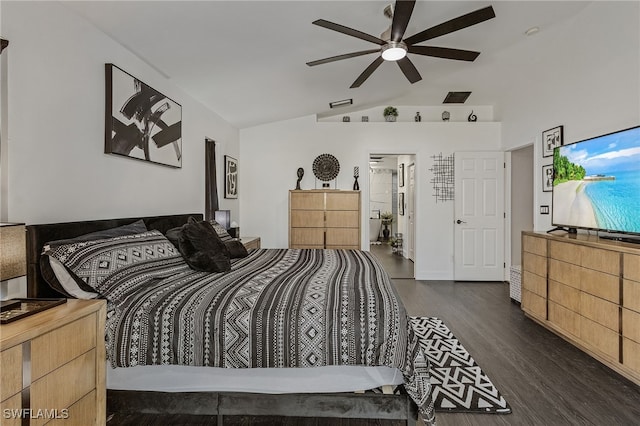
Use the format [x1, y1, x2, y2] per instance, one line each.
[306, 1, 495, 88]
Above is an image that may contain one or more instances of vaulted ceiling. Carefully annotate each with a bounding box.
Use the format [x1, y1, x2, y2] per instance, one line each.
[62, 1, 591, 129]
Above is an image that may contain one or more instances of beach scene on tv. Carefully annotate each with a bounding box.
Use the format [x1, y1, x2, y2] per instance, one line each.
[552, 127, 640, 234]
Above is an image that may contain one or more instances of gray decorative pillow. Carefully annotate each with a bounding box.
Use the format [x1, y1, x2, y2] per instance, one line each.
[46, 230, 179, 291]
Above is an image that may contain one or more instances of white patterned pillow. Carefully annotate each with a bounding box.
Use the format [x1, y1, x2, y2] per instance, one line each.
[209, 220, 233, 242]
[46, 230, 180, 290]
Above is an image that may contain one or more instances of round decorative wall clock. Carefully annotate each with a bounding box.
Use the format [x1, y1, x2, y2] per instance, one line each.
[312, 154, 340, 182]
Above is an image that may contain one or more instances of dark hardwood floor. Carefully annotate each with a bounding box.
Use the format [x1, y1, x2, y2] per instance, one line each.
[107, 248, 640, 425]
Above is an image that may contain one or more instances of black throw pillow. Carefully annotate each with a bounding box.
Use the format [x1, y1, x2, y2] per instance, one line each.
[225, 240, 249, 259]
[177, 217, 231, 273]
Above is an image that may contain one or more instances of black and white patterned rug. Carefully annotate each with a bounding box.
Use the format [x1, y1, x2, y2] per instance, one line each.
[410, 316, 512, 414]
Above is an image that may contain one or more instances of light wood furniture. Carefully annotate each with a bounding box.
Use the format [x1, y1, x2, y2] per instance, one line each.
[241, 237, 261, 250]
[0, 299, 106, 425]
[521, 231, 640, 385]
[289, 190, 360, 249]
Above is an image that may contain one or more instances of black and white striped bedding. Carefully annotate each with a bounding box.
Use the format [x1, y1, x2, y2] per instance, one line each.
[47, 231, 434, 423]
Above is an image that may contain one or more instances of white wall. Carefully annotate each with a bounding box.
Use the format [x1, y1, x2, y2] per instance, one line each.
[1, 1, 239, 226]
[240, 116, 501, 280]
[496, 2, 640, 232]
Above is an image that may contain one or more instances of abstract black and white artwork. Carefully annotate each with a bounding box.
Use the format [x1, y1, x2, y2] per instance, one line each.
[105, 64, 182, 168]
[542, 125, 563, 158]
[542, 164, 554, 192]
[225, 155, 238, 199]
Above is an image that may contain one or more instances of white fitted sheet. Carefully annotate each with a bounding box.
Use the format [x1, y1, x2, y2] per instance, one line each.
[107, 364, 404, 394]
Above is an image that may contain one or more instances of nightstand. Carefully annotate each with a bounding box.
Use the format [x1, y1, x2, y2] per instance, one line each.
[0, 299, 106, 425]
[241, 237, 261, 250]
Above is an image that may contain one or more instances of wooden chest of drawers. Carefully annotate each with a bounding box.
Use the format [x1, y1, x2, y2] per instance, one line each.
[289, 190, 360, 249]
[0, 300, 106, 425]
[521, 231, 640, 386]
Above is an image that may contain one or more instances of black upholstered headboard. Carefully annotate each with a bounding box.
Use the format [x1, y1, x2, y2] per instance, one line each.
[26, 213, 202, 298]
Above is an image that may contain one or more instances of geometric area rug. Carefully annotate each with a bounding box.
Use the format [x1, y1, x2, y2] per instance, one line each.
[410, 317, 512, 414]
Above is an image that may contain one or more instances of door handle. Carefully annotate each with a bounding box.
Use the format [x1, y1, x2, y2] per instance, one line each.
[456, 219, 466, 224]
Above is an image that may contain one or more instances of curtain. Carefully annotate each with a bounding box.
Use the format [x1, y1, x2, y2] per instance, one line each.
[205, 138, 219, 220]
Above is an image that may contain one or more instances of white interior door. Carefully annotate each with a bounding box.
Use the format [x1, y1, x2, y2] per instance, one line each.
[454, 151, 505, 281]
[408, 163, 415, 261]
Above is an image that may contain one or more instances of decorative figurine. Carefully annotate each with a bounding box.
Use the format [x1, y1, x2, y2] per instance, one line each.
[353, 166, 360, 190]
[468, 110, 477, 122]
[442, 111, 450, 121]
[295, 167, 304, 190]
[414, 112, 421, 122]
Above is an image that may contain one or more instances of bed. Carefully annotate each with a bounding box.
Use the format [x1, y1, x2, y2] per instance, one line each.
[26, 213, 434, 425]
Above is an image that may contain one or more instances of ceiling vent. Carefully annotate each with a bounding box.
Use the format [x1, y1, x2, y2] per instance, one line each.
[443, 91, 471, 104]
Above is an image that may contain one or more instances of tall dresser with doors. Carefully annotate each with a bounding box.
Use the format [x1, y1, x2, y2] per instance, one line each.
[289, 190, 360, 249]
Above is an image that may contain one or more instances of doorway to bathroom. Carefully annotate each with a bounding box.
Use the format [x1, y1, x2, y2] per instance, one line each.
[369, 153, 415, 279]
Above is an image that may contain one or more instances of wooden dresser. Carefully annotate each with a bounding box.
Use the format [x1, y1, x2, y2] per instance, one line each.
[521, 231, 640, 385]
[0, 299, 106, 425]
[289, 190, 360, 249]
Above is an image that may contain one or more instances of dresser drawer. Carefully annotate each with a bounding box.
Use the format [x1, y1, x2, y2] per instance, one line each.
[549, 301, 580, 337]
[325, 193, 359, 211]
[549, 241, 580, 265]
[522, 289, 546, 320]
[523, 235, 547, 257]
[549, 280, 580, 312]
[31, 313, 97, 381]
[580, 292, 618, 331]
[623, 308, 640, 344]
[46, 390, 97, 426]
[523, 270, 546, 297]
[548, 259, 580, 289]
[290, 192, 324, 210]
[1, 344, 22, 402]
[31, 349, 96, 426]
[624, 253, 640, 282]
[581, 316, 619, 360]
[325, 210, 359, 228]
[326, 228, 359, 247]
[623, 338, 640, 374]
[290, 228, 324, 247]
[290, 210, 324, 228]
[623, 279, 640, 313]
[581, 268, 619, 303]
[0, 393, 21, 426]
[581, 246, 620, 276]
[523, 252, 547, 277]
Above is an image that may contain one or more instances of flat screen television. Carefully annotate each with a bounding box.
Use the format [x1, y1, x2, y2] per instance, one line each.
[551, 125, 640, 241]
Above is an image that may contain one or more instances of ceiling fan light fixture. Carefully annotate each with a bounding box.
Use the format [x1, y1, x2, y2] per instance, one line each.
[381, 41, 407, 61]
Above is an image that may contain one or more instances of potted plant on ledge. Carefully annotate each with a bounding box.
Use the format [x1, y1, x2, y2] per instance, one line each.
[383, 106, 398, 122]
[381, 211, 394, 240]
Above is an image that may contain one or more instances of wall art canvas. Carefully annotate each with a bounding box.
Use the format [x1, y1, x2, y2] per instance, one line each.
[399, 163, 405, 187]
[542, 164, 554, 192]
[225, 155, 238, 199]
[399, 192, 405, 215]
[542, 125, 563, 158]
[105, 63, 182, 168]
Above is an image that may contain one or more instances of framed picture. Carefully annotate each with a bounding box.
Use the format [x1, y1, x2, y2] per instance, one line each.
[225, 155, 238, 199]
[399, 193, 405, 215]
[105, 64, 182, 168]
[398, 163, 405, 187]
[542, 125, 564, 157]
[542, 164, 554, 192]
[370, 209, 380, 219]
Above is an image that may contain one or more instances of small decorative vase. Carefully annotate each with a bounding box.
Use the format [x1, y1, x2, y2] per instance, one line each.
[414, 112, 421, 122]
[442, 111, 450, 121]
[468, 110, 477, 122]
[382, 225, 390, 240]
[385, 115, 396, 122]
[295, 167, 304, 190]
[353, 176, 359, 190]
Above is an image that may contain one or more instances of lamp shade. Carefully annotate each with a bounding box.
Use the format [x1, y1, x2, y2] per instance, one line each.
[214, 210, 231, 229]
[0, 223, 26, 280]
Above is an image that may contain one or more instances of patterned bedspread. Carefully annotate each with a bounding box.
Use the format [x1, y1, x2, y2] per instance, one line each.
[49, 232, 434, 423]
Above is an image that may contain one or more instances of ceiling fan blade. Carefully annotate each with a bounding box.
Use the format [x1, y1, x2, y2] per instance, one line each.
[313, 19, 385, 45]
[306, 49, 380, 67]
[408, 45, 480, 61]
[350, 56, 384, 88]
[397, 57, 422, 84]
[391, 0, 416, 42]
[404, 6, 496, 45]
